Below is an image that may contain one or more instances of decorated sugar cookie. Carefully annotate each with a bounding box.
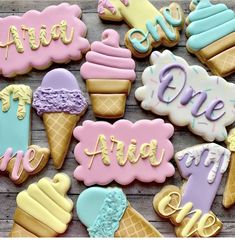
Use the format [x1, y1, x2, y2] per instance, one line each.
[98, 0, 184, 58]
[77, 187, 162, 237]
[135, 50, 235, 142]
[153, 143, 231, 237]
[73, 119, 175, 186]
[80, 29, 136, 119]
[0, 85, 50, 184]
[0, 3, 89, 77]
[223, 129, 235, 208]
[33, 68, 88, 169]
[9, 173, 73, 237]
[186, 0, 235, 77]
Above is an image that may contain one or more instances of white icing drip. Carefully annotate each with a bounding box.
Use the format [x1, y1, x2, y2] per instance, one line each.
[177, 143, 231, 184]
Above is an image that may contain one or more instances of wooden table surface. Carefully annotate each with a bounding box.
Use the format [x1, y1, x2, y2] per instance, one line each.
[0, 0, 235, 237]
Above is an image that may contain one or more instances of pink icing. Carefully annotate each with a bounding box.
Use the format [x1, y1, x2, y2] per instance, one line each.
[98, 0, 129, 14]
[0, 148, 41, 181]
[0, 3, 89, 77]
[80, 29, 136, 81]
[73, 119, 175, 186]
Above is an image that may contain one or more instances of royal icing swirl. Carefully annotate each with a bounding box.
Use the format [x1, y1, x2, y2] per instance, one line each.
[187, 0, 235, 51]
[80, 29, 136, 81]
[16, 173, 73, 234]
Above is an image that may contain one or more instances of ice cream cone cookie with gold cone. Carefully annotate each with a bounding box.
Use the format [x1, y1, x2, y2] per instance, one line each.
[80, 29, 136, 119]
[223, 128, 235, 208]
[186, 0, 235, 77]
[76, 187, 162, 237]
[33, 69, 88, 169]
[153, 143, 231, 237]
[0, 85, 50, 184]
[10, 173, 73, 237]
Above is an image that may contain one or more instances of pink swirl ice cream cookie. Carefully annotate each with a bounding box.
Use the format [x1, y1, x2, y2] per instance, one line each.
[81, 29, 136, 119]
[33, 68, 88, 169]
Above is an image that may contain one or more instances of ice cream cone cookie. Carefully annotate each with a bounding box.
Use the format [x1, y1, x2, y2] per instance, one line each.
[0, 3, 89, 77]
[77, 187, 162, 237]
[98, 0, 185, 58]
[33, 69, 88, 169]
[153, 143, 231, 237]
[0, 85, 50, 184]
[186, 0, 235, 77]
[223, 128, 235, 208]
[135, 50, 235, 142]
[80, 29, 136, 119]
[9, 173, 73, 237]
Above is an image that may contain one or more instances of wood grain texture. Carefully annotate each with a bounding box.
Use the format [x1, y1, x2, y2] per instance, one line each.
[0, 0, 234, 238]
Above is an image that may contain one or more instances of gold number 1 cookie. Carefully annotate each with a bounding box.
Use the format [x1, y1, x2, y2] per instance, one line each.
[98, 0, 185, 58]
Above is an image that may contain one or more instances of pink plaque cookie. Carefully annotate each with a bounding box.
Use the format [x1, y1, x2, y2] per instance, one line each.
[73, 119, 175, 186]
[0, 3, 89, 77]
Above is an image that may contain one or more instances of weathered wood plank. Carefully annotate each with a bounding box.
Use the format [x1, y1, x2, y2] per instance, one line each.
[0, 0, 235, 238]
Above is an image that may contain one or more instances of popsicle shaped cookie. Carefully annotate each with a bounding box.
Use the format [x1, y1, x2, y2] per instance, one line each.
[98, 0, 185, 58]
[0, 85, 50, 184]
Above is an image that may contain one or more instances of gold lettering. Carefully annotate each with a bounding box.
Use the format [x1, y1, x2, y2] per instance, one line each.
[60, 20, 74, 44]
[40, 25, 51, 46]
[158, 191, 221, 237]
[85, 135, 110, 169]
[0, 20, 75, 60]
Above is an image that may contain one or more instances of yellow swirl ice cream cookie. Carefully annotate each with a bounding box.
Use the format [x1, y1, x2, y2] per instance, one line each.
[9, 173, 73, 237]
[186, 0, 235, 77]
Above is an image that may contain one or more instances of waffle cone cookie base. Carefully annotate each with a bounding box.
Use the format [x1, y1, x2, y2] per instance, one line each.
[223, 128, 235, 208]
[10, 208, 57, 237]
[43, 112, 80, 169]
[77, 187, 163, 237]
[115, 205, 161, 237]
[87, 79, 131, 119]
[10, 173, 73, 237]
[153, 186, 222, 237]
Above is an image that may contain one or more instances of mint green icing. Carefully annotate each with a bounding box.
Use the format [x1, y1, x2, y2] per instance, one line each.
[0, 96, 30, 155]
[188, 4, 227, 22]
[187, 0, 235, 51]
[128, 7, 183, 53]
[187, 10, 234, 35]
[76, 187, 128, 238]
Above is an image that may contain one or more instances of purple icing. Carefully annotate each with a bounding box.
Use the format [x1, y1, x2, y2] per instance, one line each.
[177, 145, 228, 214]
[157, 64, 226, 121]
[158, 64, 187, 103]
[205, 99, 225, 121]
[181, 87, 207, 117]
[33, 87, 88, 116]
